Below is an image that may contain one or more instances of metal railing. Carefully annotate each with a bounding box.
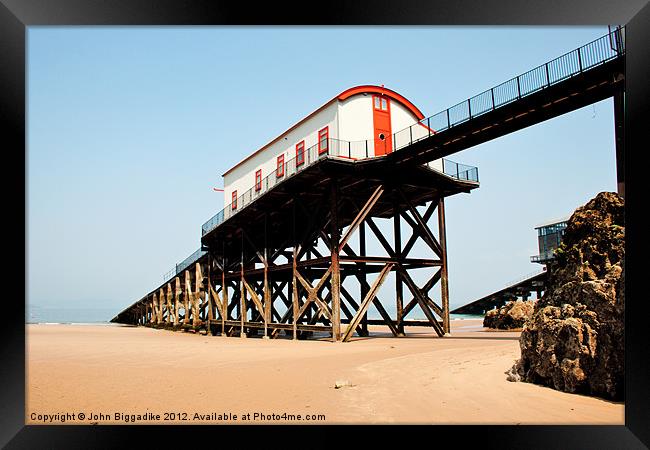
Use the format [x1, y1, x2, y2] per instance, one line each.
[504, 269, 547, 288]
[170, 145, 476, 281]
[166, 27, 625, 282]
[202, 27, 623, 238]
[163, 248, 207, 282]
[177, 248, 207, 274]
[201, 137, 478, 237]
[391, 26, 625, 151]
[441, 159, 479, 183]
[531, 250, 556, 263]
[162, 268, 176, 282]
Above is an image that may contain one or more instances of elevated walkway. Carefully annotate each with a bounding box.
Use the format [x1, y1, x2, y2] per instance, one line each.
[451, 270, 547, 315]
[112, 27, 625, 335]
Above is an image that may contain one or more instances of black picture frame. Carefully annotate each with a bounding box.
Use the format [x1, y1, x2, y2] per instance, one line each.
[2, 0, 648, 448]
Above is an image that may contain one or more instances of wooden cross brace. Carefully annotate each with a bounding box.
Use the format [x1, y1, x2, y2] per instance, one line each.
[342, 263, 394, 342]
[208, 278, 225, 320]
[402, 269, 443, 319]
[320, 230, 401, 337]
[242, 277, 266, 322]
[338, 185, 384, 253]
[396, 264, 445, 337]
[400, 199, 441, 259]
[294, 266, 332, 322]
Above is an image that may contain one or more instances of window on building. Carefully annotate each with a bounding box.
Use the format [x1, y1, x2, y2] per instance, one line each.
[318, 127, 329, 155]
[276, 154, 285, 177]
[231, 190, 237, 210]
[296, 141, 305, 166]
[255, 170, 262, 191]
[373, 95, 389, 111]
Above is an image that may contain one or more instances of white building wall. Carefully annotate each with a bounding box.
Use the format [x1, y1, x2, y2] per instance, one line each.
[221, 92, 448, 211]
[337, 94, 438, 162]
[390, 100, 419, 135]
[223, 102, 339, 208]
[337, 95, 375, 159]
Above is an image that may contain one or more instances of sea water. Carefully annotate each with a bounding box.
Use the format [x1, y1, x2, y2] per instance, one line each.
[27, 305, 116, 324]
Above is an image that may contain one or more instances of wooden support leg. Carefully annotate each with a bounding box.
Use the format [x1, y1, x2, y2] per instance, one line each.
[330, 181, 341, 342]
[240, 271, 245, 337]
[207, 254, 214, 334]
[393, 200, 405, 336]
[166, 283, 173, 325]
[193, 262, 203, 328]
[263, 271, 270, 339]
[182, 270, 191, 326]
[239, 232, 246, 338]
[292, 248, 298, 340]
[153, 293, 161, 324]
[264, 215, 272, 338]
[173, 277, 181, 326]
[438, 198, 450, 335]
[221, 262, 227, 335]
[157, 288, 165, 324]
[359, 222, 369, 337]
[151, 293, 156, 324]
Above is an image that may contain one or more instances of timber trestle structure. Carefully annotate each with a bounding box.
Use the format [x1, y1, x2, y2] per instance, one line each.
[113, 159, 478, 342]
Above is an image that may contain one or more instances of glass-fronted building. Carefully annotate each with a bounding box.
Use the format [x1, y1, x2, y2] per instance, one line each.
[530, 217, 569, 264]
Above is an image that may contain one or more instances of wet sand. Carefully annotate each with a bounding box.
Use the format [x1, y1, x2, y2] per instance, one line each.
[26, 320, 624, 424]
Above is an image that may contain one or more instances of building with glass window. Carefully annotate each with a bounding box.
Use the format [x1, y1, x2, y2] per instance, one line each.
[453, 217, 570, 315]
[530, 217, 570, 264]
[220, 85, 442, 212]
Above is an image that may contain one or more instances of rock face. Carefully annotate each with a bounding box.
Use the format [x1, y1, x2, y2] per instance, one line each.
[509, 192, 624, 400]
[483, 300, 536, 329]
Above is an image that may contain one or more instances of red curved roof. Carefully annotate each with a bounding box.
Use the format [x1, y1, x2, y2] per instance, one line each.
[337, 85, 425, 120]
[222, 85, 424, 177]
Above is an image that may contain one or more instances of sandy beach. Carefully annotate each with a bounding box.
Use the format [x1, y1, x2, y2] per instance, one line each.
[26, 320, 623, 425]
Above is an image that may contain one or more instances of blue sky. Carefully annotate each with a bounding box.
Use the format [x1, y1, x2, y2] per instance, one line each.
[27, 27, 617, 322]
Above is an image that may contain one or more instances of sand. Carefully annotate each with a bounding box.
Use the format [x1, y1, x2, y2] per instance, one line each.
[26, 320, 624, 425]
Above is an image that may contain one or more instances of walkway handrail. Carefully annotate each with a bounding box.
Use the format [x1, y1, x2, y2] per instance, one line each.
[392, 26, 625, 150]
[169, 148, 476, 282]
[503, 269, 547, 289]
[201, 27, 623, 239]
[172, 27, 625, 283]
[163, 248, 207, 282]
[200, 138, 478, 238]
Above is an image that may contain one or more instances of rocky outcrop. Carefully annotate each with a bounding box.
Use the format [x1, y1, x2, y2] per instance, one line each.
[483, 300, 536, 329]
[508, 192, 624, 400]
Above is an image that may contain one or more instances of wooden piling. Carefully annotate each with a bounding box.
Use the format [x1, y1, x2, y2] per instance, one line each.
[330, 180, 341, 342]
[438, 197, 450, 335]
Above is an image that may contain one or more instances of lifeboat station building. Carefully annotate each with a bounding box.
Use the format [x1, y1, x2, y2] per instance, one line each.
[114, 85, 480, 342]
[219, 85, 443, 226]
[110, 29, 626, 341]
